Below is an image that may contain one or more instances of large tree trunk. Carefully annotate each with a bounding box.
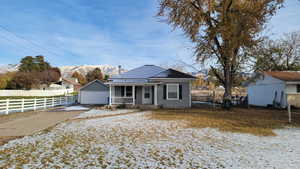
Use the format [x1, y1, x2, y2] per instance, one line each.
[223, 65, 232, 109]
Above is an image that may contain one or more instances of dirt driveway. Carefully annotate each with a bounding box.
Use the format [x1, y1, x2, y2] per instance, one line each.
[0, 106, 87, 145]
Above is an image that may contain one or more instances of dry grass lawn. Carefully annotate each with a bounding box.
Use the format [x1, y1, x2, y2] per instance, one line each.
[148, 107, 300, 136]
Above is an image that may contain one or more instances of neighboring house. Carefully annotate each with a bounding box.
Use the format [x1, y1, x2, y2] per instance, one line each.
[106, 65, 196, 108]
[50, 77, 81, 92]
[247, 71, 300, 108]
[79, 80, 109, 105]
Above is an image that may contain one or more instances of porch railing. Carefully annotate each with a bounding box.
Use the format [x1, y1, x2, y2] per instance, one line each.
[111, 97, 134, 104]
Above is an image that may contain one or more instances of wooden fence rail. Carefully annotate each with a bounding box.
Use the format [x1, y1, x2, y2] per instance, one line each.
[0, 96, 77, 115]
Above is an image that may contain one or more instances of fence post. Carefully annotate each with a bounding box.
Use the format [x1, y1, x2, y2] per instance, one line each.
[60, 96, 62, 105]
[5, 99, 9, 115]
[44, 98, 47, 109]
[66, 96, 68, 105]
[34, 98, 37, 111]
[52, 97, 55, 107]
[21, 98, 24, 112]
[288, 104, 292, 123]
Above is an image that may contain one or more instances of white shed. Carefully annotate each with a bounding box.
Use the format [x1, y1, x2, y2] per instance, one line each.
[79, 80, 109, 105]
[247, 71, 300, 108]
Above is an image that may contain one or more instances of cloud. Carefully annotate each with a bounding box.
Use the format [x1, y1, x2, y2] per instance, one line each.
[267, 0, 300, 37]
[0, 0, 194, 69]
[5, 0, 299, 70]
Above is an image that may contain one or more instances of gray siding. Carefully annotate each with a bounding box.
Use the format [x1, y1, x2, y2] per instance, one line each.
[82, 81, 108, 91]
[157, 82, 191, 108]
[135, 86, 143, 105]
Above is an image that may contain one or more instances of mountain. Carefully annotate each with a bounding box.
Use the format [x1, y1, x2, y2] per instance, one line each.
[59, 65, 125, 78]
[0, 64, 19, 74]
[0, 64, 125, 77]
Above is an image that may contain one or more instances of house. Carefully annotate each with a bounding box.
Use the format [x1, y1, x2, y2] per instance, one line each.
[50, 77, 81, 92]
[79, 80, 109, 105]
[106, 65, 196, 108]
[247, 71, 300, 108]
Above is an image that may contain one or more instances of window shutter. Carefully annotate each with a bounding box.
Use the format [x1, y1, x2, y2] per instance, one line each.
[179, 85, 182, 100]
[163, 85, 166, 99]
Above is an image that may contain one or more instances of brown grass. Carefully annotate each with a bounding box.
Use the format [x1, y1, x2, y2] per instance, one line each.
[148, 108, 300, 136]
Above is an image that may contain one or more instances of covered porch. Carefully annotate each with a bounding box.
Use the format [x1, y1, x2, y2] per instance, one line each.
[107, 83, 159, 105]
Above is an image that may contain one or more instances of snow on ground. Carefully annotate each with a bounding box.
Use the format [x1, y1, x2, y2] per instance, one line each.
[0, 111, 300, 169]
[74, 109, 136, 119]
[63, 106, 90, 111]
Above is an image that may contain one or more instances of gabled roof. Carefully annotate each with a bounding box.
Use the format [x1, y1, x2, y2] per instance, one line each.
[80, 79, 108, 91]
[111, 65, 166, 79]
[150, 69, 196, 79]
[265, 71, 300, 82]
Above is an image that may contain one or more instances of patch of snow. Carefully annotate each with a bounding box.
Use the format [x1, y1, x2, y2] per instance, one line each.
[63, 106, 90, 111]
[75, 109, 137, 118]
[1, 111, 300, 169]
[0, 64, 19, 73]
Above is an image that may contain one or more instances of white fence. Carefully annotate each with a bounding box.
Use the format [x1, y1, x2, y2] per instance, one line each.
[0, 96, 77, 115]
[0, 89, 74, 97]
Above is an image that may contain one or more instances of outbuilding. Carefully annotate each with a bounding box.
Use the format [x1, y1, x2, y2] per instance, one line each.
[247, 71, 300, 108]
[79, 80, 109, 105]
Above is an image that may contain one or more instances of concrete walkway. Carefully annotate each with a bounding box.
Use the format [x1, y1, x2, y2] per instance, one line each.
[0, 109, 84, 138]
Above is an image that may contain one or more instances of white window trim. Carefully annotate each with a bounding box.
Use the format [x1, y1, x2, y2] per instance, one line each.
[166, 83, 179, 100]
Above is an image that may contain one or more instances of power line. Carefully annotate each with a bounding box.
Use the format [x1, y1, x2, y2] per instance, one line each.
[0, 25, 63, 57]
[0, 31, 42, 55]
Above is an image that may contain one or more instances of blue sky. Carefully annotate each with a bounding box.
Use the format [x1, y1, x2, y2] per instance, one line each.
[0, 0, 299, 69]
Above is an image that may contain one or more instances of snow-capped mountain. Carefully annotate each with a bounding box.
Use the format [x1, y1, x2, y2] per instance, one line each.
[0, 64, 19, 74]
[0, 64, 125, 77]
[59, 65, 126, 77]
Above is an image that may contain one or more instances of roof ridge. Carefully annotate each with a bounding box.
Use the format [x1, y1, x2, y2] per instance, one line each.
[149, 68, 169, 78]
[110, 65, 167, 79]
[150, 68, 196, 79]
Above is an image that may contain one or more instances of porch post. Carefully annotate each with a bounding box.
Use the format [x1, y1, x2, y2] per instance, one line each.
[109, 84, 112, 105]
[189, 81, 192, 107]
[133, 85, 135, 105]
[154, 84, 158, 106]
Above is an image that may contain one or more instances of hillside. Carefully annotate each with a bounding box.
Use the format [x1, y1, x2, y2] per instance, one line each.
[0, 64, 125, 77]
[0, 64, 19, 74]
[59, 65, 125, 77]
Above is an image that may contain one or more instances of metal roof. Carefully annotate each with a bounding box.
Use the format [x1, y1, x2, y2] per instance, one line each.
[150, 69, 196, 79]
[79, 79, 108, 91]
[110, 65, 166, 79]
[105, 82, 162, 85]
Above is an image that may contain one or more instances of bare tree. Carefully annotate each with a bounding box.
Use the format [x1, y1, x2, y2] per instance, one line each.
[251, 31, 300, 71]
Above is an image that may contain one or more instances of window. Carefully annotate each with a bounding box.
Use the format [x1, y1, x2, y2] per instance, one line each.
[126, 86, 133, 97]
[115, 86, 124, 97]
[297, 85, 300, 93]
[167, 84, 179, 100]
[115, 86, 133, 97]
[144, 86, 151, 99]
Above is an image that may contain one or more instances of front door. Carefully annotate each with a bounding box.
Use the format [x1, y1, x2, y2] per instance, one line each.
[143, 86, 152, 104]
